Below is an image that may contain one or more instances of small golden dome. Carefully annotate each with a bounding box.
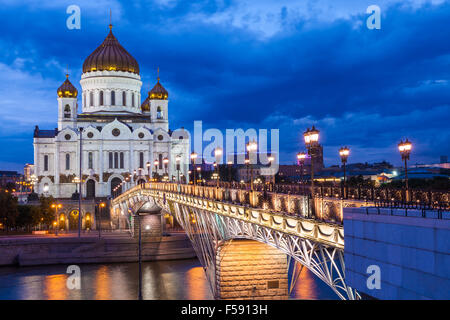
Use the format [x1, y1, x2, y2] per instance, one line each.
[57, 74, 78, 98]
[149, 79, 168, 100]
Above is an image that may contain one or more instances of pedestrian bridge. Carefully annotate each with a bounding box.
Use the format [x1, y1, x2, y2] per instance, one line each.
[111, 183, 360, 300]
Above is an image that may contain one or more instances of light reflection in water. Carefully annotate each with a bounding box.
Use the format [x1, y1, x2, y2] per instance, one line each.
[185, 267, 211, 300]
[95, 265, 110, 300]
[0, 259, 336, 300]
[290, 267, 338, 300]
[44, 274, 67, 300]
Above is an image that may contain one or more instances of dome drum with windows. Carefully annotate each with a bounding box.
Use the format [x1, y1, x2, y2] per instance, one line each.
[57, 75, 78, 98]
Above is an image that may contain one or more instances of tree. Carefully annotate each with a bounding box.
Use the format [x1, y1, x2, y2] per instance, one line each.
[16, 205, 35, 231]
[0, 191, 18, 231]
[37, 195, 56, 228]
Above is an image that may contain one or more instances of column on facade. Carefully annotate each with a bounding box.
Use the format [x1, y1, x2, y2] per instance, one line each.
[54, 141, 60, 197]
[148, 143, 153, 180]
[99, 143, 104, 196]
[106, 90, 111, 106]
[126, 90, 131, 108]
[129, 143, 134, 183]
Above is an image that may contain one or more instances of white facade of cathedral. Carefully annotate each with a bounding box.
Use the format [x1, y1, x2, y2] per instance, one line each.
[33, 26, 190, 199]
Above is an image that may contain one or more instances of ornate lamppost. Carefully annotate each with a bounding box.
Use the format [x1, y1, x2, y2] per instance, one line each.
[246, 140, 258, 191]
[154, 159, 159, 182]
[267, 155, 275, 192]
[51, 203, 62, 236]
[339, 146, 350, 199]
[297, 152, 306, 195]
[244, 158, 250, 189]
[303, 126, 320, 218]
[98, 202, 106, 238]
[214, 147, 222, 187]
[398, 139, 412, 202]
[146, 161, 151, 182]
[163, 157, 169, 182]
[176, 155, 181, 183]
[227, 160, 233, 187]
[190, 152, 198, 185]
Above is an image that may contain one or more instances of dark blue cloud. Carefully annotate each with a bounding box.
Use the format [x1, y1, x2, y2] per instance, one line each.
[0, 0, 449, 171]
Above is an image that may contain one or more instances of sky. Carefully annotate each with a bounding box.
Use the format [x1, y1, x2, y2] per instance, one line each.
[0, 0, 449, 171]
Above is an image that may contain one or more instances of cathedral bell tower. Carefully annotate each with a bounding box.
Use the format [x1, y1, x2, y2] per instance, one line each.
[57, 74, 78, 130]
[148, 71, 169, 131]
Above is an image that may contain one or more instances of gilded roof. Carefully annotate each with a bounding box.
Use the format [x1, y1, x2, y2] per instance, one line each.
[149, 79, 168, 100]
[57, 75, 78, 98]
[82, 25, 140, 75]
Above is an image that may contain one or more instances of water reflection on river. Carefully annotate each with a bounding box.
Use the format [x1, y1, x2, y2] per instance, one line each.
[0, 259, 337, 300]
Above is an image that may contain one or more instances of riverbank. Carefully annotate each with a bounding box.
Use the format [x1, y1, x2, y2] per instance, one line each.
[0, 232, 196, 266]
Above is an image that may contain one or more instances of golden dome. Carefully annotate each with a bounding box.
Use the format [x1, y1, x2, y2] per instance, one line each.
[57, 74, 78, 98]
[149, 79, 168, 100]
[82, 25, 139, 75]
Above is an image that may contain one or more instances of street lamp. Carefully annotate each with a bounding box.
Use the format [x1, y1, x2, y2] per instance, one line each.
[163, 157, 169, 182]
[246, 140, 258, 191]
[146, 161, 151, 181]
[398, 139, 412, 202]
[303, 126, 320, 218]
[214, 148, 223, 187]
[196, 166, 202, 185]
[98, 202, 106, 238]
[244, 158, 250, 189]
[339, 147, 350, 199]
[51, 203, 62, 236]
[297, 152, 307, 195]
[268, 155, 275, 192]
[154, 159, 159, 182]
[190, 152, 198, 185]
[227, 160, 233, 186]
[176, 155, 181, 183]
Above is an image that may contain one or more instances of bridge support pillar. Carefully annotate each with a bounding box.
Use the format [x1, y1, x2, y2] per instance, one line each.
[132, 213, 162, 238]
[216, 240, 288, 300]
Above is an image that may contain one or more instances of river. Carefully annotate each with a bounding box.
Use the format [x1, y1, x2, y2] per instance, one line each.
[0, 259, 338, 300]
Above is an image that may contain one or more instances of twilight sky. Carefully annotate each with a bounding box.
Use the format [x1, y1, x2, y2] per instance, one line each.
[0, 0, 449, 171]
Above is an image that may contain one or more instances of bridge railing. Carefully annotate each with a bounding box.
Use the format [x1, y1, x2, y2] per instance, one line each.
[113, 183, 377, 224]
[115, 182, 448, 224]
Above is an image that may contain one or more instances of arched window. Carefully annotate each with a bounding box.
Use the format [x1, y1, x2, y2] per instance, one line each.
[158, 154, 163, 169]
[99, 91, 104, 105]
[109, 152, 113, 169]
[111, 91, 115, 105]
[123, 91, 126, 106]
[157, 106, 163, 119]
[65, 154, 70, 170]
[44, 155, 49, 171]
[64, 105, 71, 119]
[132, 93, 135, 107]
[90, 92, 93, 107]
[88, 152, 93, 169]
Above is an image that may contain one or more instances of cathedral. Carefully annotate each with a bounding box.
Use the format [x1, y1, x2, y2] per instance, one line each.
[33, 24, 190, 199]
